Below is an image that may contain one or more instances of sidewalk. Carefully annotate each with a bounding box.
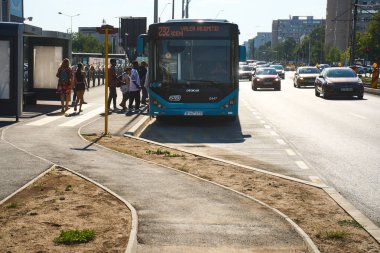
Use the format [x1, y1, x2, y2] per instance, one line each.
[1, 105, 316, 252]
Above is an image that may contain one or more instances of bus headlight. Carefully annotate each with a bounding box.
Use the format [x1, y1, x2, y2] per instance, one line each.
[152, 99, 164, 108]
[221, 98, 236, 109]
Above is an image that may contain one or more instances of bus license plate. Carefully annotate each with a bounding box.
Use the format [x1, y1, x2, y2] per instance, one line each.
[341, 88, 353, 91]
[184, 111, 203, 116]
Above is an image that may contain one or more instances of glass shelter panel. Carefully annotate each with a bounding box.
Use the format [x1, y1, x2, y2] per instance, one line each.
[0, 41, 10, 99]
[33, 46, 63, 89]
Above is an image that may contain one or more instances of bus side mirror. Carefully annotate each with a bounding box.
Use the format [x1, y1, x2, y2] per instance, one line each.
[137, 34, 147, 56]
[239, 46, 246, 62]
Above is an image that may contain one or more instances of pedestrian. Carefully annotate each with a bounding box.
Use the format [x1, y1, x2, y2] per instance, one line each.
[139, 61, 148, 105]
[127, 61, 141, 114]
[119, 66, 132, 111]
[97, 65, 101, 86]
[74, 63, 88, 113]
[107, 59, 120, 112]
[56, 58, 73, 113]
[89, 65, 96, 87]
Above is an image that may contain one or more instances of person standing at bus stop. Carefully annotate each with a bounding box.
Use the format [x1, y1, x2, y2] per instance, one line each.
[108, 59, 120, 112]
[127, 61, 141, 114]
[56, 58, 73, 113]
[139, 61, 148, 105]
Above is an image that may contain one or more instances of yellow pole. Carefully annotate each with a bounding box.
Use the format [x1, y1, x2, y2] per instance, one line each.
[104, 28, 109, 135]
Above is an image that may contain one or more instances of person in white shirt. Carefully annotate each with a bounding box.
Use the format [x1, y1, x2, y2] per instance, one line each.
[127, 61, 141, 114]
[119, 67, 131, 111]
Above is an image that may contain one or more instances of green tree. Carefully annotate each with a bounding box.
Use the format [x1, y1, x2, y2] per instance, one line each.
[72, 33, 102, 53]
[357, 13, 380, 62]
[326, 47, 343, 64]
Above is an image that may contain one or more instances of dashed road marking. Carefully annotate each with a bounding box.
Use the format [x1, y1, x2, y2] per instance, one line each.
[349, 113, 367, 120]
[276, 139, 286, 145]
[270, 131, 278, 136]
[285, 149, 296, 156]
[260, 120, 266, 124]
[264, 125, 271, 129]
[295, 161, 309, 170]
[256, 116, 262, 119]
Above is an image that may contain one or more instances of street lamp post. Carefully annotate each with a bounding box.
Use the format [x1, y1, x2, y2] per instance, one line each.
[58, 12, 80, 34]
[159, 2, 171, 22]
[215, 10, 224, 19]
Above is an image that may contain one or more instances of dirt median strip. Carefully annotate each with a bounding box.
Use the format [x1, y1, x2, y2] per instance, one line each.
[0, 166, 132, 253]
[83, 133, 380, 253]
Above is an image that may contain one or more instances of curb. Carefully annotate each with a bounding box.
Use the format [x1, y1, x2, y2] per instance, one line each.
[60, 166, 138, 253]
[364, 86, 380, 96]
[123, 128, 380, 244]
[124, 115, 151, 136]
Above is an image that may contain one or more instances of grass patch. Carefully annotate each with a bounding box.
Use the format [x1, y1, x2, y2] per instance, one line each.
[178, 164, 189, 173]
[53, 229, 96, 245]
[338, 219, 364, 229]
[65, 184, 72, 191]
[5, 203, 17, 209]
[319, 230, 349, 240]
[146, 148, 184, 157]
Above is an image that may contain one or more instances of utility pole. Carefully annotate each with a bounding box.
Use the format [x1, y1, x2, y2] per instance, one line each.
[172, 0, 175, 19]
[182, 0, 185, 18]
[186, 0, 189, 18]
[154, 0, 158, 23]
[350, 0, 358, 66]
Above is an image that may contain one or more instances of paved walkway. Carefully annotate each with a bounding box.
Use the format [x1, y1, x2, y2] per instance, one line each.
[1, 99, 311, 252]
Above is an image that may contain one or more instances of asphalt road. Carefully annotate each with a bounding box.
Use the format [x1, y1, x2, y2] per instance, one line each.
[141, 72, 380, 227]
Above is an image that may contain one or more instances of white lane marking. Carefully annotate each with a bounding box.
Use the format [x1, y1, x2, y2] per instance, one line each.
[59, 107, 104, 127]
[270, 131, 278, 136]
[349, 113, 367, 120]
[264, 125, 271, 129]
[295, 161, 309, 170]
[27, 115, 62, 126]
[260, 120, 266, 124]
[285, 149, 296, 156]
[276, 139, 286, 145]
[256, 116, 262, 119]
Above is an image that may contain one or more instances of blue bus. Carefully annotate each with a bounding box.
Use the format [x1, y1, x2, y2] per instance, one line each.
[143, 19, 243, 121]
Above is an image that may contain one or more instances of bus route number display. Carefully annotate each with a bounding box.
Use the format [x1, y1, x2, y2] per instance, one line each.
[158, 25, 228, 38]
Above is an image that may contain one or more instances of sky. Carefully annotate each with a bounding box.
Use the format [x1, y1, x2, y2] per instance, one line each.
[24, 0, 327, 43]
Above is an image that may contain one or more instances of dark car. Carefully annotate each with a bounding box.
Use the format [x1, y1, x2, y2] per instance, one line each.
[315, 67, 364, 99]
[349, 65, 365, 74]
[252, 67, 281, 91]
[294, 66, 320, 88]
[270, 65, 285, 79]
[239, 65, 253, 80]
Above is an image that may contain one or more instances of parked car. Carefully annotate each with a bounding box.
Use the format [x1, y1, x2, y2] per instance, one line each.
[270, 65, 285, 79]
[294, 66, 320, 88]
[252, 67, 281, 91]
[239, 65, 253, 80]
[349, 65, 365, 74]
[315, 67, 364, 99]
[317, 64, 330, 71]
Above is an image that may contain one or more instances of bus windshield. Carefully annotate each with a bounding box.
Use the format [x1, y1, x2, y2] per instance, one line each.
[156, 39, 231, 84]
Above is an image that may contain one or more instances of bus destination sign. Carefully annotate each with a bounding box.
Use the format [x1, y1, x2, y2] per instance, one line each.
[158, 25, 230, 38]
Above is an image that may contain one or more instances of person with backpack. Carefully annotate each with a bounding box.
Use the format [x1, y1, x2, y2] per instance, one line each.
[56, 58, 73, 113]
